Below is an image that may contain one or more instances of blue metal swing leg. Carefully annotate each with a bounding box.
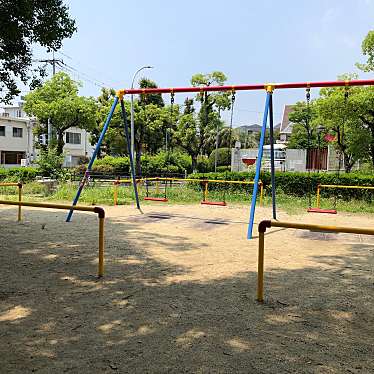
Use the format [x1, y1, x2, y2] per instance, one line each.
[247, 92, 271, 239]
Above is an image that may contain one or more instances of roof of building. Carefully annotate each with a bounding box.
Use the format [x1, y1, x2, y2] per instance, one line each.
[280, 105, 295, 134]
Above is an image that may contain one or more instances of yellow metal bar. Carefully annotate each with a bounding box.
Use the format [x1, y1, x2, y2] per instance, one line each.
[257, 231, 265, 302]
[203, 181, 208, 201]
[17, 184, 22, 222]
[257, 219, 374, 302]
[98, 217, 104, 277]
[319, 184, 374, 190]
[259, 182, 264, 207]
[156, 179, 160, 195]
[0, 182, 20, 187]
[269, 220, 374, 236]
[0, 200, 105, 277]
[0, 200, 100, 212]
[113, 181, 119, 206]
[118, 177, 257, 186]
[316, 184, 321, 209]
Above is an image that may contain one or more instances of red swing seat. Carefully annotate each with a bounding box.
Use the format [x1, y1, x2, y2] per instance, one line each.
[201, 200, 227, 206]
[144, 197, 168, 202]
[307, 207, 337, 214]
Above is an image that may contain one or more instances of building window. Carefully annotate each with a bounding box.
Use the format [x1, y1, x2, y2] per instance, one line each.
[66, 132, 81, 145]
[13, 127, 23, 138]
[2, 113, 9, 117]
[0, 126, 5, 136]
[17, 110, 22, 117]
[0, 151, 25, 165]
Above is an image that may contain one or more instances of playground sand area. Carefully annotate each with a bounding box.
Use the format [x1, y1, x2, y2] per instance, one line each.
[0, 203, 373, 373]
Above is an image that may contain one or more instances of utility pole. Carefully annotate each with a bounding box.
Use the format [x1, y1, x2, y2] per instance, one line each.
[34, 52, 63, 145]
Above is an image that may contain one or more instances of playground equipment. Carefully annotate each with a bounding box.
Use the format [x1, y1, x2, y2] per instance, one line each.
[257, 219, 374, 302]
[307, 87, 349, 215]
[0, 182, 22, 221]
[112, 177, 263, 206]
[0, 200, 105, 277]
[144, 177, 168, 202]
[311, 183, 374, 213]
[66, 78, 374, 238]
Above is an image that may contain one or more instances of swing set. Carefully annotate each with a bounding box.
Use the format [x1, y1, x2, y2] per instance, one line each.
[65, 78, 374, 238]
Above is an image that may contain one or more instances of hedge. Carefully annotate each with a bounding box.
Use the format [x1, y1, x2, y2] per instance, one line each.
[0, 167, 40, 182]
[188, 171, 374, 200]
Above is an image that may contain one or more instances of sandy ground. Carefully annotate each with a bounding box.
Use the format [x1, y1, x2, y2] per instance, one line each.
[0, 202, 373, 373]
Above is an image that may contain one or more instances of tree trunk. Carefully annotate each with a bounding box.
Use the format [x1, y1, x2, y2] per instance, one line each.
[368, 124, 374, 168]
[191, 154, 198, 173]
[56, 131, 65, 155]
[135, 141, 142, 177]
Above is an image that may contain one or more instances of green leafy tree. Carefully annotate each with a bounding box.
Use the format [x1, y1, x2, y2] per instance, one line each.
[24, 72, 97, 155]
[92, 87, 128, 157]
[0, 0, 76, 103]
[315, 77, 366, 172]
[288, 101, 320, 149]
[356, 30, 374, 72]
[36, 147, 65, 178]
[135, 78, 168, 174]
[191, 72, 231, 155]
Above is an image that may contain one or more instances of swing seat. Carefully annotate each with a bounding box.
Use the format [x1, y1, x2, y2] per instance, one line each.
[307, 207, 337, 214]
[201, 200, 227, 206]
[144, 197, 168, 202]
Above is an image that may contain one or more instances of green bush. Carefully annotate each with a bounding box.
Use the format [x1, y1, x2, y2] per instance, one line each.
[0, 167, 40, 182]
[37, 148, 65, 178]
[75, 151, 193, 177]
[188, 171, 374, 200]
[209, 148, 231, 168]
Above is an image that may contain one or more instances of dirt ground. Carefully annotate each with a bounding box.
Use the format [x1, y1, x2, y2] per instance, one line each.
[0, 202, 373, 373]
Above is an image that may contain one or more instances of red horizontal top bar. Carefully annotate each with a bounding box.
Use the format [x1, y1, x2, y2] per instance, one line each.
[117, 79, 374, 95]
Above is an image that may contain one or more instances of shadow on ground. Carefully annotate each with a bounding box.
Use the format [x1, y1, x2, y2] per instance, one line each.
[0, 207, 373, 373]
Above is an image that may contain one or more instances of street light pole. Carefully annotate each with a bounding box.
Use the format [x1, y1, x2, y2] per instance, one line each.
[130, 65, 154, 163]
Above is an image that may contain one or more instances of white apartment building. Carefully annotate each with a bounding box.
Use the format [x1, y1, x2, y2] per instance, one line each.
[0, 102, 94, 168]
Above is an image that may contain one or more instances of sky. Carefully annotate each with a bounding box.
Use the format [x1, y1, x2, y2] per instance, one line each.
[32, 0, 374, 127]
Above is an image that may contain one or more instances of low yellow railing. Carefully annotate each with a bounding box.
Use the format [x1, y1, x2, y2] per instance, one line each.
[0, 182, 22, 221]
[0, 200, 105, 277]
[257, 220, 374, 302]
[316, 184, 374, 209]
[113, 177, 263, 206]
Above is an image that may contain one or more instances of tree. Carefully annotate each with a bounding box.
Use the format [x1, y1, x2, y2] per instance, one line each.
[356, 30, 374, 72]
[92, 88, 128, 157]
[135, 78, 167, 174]
[191, 72, 231, 156]
[0, 0, 76, 103]
[315, 80, 366, 172]
[287, 101, 320, 149]
[24, 72, 97, 155]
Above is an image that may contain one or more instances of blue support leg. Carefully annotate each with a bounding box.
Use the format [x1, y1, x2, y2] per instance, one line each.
[66, 96, 119, 222]
[269, 93, 277, 220]
[247, 92, 271, 239]
[119, 99, 141, 211]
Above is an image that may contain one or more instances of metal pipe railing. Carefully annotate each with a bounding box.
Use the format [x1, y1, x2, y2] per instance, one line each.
[257, 219, 374, 302]
[0, 182, 22, 221]
[116, 79, 374, 96]
[0, 200, 105, 277]
[316, 184, 374, 208]
[113, 177, 263, 206]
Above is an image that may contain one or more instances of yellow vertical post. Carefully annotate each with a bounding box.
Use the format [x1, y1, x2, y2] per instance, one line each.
[156, 178, 160, 195]
[204, 181, 208, 201]
[17, 183, 22, 222]
[98, 217, 104, 277]
[257, 231, 265, 302]
[316, 184, 321, 209]
[259, 182, 264, 207]
[113, 181, 119, 206]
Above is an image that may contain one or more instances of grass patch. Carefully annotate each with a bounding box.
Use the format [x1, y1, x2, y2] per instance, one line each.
[0, 182, 373, 214]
